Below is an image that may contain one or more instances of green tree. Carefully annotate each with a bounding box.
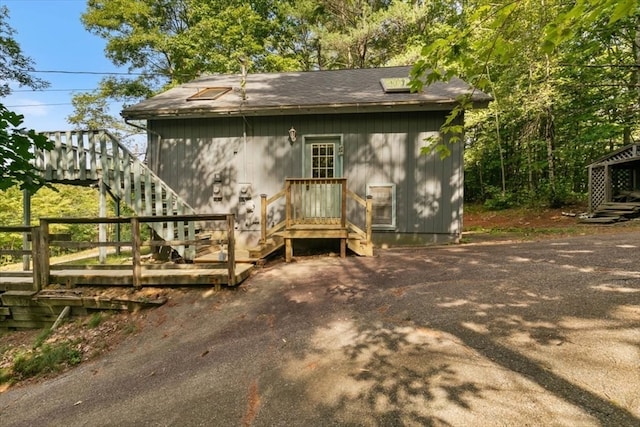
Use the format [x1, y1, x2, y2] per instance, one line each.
[413, 0, 640, 207]
[0, 104, 53, 192]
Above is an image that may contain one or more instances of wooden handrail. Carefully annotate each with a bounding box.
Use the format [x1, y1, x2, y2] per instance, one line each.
[260, 178, 372, 249]
[32, 214, 236, 289]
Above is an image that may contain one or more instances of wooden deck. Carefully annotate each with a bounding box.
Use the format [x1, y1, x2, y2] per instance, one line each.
[2, 264, 252, 289]
[49, 264, 253, 287]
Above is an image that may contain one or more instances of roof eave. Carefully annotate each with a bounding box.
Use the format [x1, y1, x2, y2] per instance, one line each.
[122, 99, 491, 121]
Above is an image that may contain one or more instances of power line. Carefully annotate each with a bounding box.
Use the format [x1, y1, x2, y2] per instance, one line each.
[18, 69, 148, 76]
[5, 103, 73, 108]
[11, 89, 95, 93]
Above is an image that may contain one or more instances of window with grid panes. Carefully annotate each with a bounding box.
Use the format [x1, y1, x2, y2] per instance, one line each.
[311, 143, 335, 178]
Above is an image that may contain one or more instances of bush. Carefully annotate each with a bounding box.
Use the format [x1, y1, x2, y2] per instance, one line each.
[482, 187, 515, 210]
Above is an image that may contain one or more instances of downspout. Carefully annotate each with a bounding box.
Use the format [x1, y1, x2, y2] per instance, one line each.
[242, 115, 248, 182]
[125, 118, 163, 172]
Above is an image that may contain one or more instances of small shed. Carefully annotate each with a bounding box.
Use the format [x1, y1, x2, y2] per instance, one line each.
[588, 143, 640, 212]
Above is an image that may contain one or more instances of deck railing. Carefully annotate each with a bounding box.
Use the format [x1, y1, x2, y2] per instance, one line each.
[260, 178, 372, 246]
[17, 214, 236, 290]
[0, 226, 39, 291]
[33, 130, 198, 259]
[285, 178, 347, 228]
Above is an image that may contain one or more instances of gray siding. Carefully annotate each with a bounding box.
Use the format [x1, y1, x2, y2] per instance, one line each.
[147, 111, 463, 246]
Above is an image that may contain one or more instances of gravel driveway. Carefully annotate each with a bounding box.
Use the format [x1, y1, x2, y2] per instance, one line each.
[1, 232, 639, 426]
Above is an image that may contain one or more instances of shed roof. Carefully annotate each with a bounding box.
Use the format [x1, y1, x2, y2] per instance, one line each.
[588, 143, 640, 168]
[121, 66, 492, 120]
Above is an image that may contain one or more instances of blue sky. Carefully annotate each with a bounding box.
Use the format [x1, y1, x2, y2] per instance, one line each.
[2, 0, 127, 132]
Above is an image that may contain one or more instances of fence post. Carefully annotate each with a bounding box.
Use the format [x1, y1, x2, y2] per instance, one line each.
[30, 226, 41, 292]
[366, 195, 373, 245]
[22, 189, 31, 271]
[39, 220, 50, 291]
[131, 217, 142, 288]
[260, 194, 267, 244]
[98, 179, 108, 264]
[226, 214, 236, 286]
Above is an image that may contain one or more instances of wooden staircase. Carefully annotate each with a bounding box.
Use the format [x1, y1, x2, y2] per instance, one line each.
[250, 178, 373, 261]
[34, 130, 198, 260]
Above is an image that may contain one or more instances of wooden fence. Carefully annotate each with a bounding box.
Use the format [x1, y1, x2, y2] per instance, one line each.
[1, 214, 236, 291]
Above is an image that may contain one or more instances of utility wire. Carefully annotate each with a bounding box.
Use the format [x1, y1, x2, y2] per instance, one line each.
[17, 69, 148, 76]
[5, 103, 74, 108]
[11, 89, 96, 93]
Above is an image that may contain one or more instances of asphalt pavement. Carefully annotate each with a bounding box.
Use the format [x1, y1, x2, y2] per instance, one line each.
[1, 232, 639, 426]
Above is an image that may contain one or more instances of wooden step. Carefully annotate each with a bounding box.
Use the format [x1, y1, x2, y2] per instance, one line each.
[347, 235, 373, 257]
[248, 236, 285, 259]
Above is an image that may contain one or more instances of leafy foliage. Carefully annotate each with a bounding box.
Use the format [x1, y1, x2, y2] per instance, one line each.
[0, 185, 104, 265]
[0, 104, 53, 193]
[413, 0, 640, 206]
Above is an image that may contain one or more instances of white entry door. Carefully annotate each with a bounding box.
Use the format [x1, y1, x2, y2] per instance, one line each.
[302, 137, 343, 220]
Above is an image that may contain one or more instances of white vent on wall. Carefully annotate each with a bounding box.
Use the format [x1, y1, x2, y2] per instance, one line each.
[368, 183, 396, 230]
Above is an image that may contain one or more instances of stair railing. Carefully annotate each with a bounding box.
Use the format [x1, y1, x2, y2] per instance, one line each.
[35, 130, 197, 260]
[260, 178, 372, 248]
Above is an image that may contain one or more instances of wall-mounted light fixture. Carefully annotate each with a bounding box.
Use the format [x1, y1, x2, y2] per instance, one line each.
[288, 126, 297, 144]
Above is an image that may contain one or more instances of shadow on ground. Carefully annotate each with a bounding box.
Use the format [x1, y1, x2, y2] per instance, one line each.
[1, 233, 639, 426]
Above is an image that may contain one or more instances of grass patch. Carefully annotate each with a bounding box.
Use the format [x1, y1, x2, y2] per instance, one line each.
[0, 328, 83, 385]
[33, 329, 53, 349]
[87, 312, 104, 328]
[11, 343, 82, 381]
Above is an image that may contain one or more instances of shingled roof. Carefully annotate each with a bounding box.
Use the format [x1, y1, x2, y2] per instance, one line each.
[122, 66, 492, 120]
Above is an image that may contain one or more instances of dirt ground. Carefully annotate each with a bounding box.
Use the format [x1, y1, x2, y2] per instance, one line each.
[2, 205, 639, 390]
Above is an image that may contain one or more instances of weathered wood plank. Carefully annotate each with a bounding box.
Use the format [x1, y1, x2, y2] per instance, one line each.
[89, 131, 98, 179]
[1, 290, 37, 306]
[133, 161, 142, 213]
[78, 131, 87, 181]
[123, 150, 132, 205]
[111, 137, 122, 192]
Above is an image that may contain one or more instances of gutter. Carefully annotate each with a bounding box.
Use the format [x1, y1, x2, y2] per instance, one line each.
[122, 98, 491, 121]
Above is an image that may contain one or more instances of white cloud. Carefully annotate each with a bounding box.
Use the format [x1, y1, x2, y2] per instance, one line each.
[11, 98, 50, 117]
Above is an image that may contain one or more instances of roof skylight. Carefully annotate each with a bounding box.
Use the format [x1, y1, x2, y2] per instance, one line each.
[187, 87, 231, 101]
[380, 77, 412, 93]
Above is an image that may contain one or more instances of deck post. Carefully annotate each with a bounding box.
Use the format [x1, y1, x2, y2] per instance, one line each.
[115, 198, 121, 256]
[226, 214, 236, 286]
[22, 189, 31, 271]
[285, 238, 293, 262]
[260, 194, 267, 244]
[366, 195, 373, 245]
[30, 226, 41, 292]
[98, 179, 108, 264]
[38, 220, 50, 291]
[285, 179, 292, 229]
[341, 179, 347, 228]
[131, 217, 142, 288]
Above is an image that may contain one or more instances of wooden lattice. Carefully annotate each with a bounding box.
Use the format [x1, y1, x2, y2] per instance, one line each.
[605, 145, 637, 163]
[589, 166, 606, 211]
[612, 169, 632, 194]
